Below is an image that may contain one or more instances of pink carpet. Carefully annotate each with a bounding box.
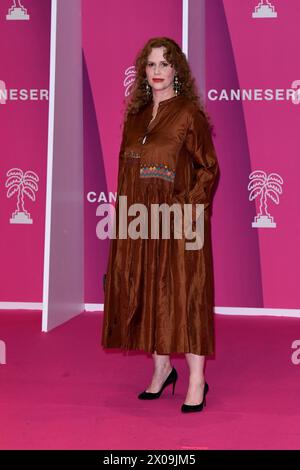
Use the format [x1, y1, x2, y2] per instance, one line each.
[0, 311, 299, 450]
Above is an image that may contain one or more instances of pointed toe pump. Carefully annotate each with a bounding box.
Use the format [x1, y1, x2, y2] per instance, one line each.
[181, 382, 209, 413]
[138, 366, 178, 400]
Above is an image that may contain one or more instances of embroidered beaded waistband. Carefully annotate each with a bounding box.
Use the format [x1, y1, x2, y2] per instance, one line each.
[140, 163, 176, 182]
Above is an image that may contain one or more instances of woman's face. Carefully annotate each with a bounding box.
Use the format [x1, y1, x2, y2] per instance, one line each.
[145, 47, 176, 95]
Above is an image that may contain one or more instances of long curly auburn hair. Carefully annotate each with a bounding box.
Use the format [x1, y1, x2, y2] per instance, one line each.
[123, 36, 213, 132]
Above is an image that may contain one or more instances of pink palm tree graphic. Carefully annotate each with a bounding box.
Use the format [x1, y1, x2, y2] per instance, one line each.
[248, 170, 283, 228]
[6, 168, 39, 224]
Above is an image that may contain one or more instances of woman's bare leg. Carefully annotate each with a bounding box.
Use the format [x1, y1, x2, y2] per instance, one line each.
[145, 351, 172, 393]
[184, 353, 206, 405]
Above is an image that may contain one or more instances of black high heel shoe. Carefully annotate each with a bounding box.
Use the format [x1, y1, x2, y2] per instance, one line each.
[138, 366, 178, 400]
[181, 382, 209, 413]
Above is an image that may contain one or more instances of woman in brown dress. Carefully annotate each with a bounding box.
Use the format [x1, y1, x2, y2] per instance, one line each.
[101, 37, 219, 413]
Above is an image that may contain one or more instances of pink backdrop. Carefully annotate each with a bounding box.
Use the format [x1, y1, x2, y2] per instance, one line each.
[0, 0, 51, 303]
[206, 0, 300, 308]
[83, 0, 300, 310]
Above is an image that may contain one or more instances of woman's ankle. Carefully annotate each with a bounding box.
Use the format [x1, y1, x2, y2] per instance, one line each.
[189, 374, 205, 385]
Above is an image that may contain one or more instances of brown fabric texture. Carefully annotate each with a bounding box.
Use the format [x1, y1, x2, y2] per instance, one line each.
[101, 94, 219, 355]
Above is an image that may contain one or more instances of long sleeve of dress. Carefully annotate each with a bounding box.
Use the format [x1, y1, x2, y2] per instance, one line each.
[172, 108, 219, 215]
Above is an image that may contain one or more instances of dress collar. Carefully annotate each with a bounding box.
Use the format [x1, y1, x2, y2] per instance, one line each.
[152, 94, 181, 108]
[143, 94, 182, 133]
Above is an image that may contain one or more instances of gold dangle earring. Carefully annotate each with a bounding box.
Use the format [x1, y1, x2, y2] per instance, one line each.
[144, 78, 151, 98]
[173, 74, 181, 96]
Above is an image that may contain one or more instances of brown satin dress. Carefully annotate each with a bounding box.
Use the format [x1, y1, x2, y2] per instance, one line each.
[101, 94, 219, 355]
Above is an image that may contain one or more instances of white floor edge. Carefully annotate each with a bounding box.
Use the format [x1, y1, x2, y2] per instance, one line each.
[0, 303, 299, 318]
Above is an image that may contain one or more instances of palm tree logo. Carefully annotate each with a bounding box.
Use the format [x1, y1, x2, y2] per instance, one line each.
[6, 168, 39, 224]
[248, 170, 283, 228]
[6, 0, 30, 20]
[252, 0, 277, 19]
[124, 66, 136, 97]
